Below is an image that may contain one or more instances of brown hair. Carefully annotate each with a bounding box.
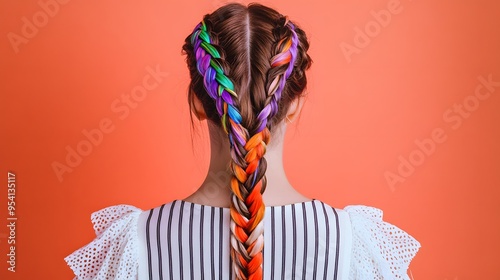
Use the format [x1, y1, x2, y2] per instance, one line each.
[182, 2, 312, 278]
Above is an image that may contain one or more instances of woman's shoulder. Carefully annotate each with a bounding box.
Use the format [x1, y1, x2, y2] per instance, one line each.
[64, 204, 144, 279]
[341, 203, 421, 279]
[307, 200, 421, 279]
[303, 199, 352, 224]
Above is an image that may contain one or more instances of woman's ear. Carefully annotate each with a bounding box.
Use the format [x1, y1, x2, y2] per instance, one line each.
[285, 95, 306, 123]
[191, 90, 207, 121]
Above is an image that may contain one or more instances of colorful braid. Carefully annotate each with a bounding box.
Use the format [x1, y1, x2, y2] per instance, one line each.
[256, 17, 298, 133]
[190, 18, 299, 280]
[191, 21, 239, 135]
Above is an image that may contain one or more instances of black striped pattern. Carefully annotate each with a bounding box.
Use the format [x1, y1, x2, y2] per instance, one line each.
[140, 200, 345, 280]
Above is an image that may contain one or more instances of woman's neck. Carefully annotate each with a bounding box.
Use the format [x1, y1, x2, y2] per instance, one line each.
[183, 123, 311, 207]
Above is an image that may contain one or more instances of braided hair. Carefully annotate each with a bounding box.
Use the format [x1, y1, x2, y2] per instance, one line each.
[182, 3, 312, 279]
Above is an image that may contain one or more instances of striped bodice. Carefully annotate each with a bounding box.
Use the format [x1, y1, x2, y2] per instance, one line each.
[136, 199, 352, 280]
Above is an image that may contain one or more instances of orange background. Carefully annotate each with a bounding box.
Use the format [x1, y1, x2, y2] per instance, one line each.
[1, 0, 499, 279]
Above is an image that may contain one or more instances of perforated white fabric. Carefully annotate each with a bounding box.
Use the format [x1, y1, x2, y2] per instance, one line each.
[345, 205, 421, 280]
[64, 205, 142, 280]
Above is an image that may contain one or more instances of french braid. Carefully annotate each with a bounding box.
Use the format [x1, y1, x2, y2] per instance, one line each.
[190, 15, 299, 280]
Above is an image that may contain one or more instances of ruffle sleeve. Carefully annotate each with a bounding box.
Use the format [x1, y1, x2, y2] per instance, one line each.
[64, 204, 143, 280]
[344, 205, 421, 280]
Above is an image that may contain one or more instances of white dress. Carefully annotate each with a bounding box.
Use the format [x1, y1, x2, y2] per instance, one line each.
[64, 199, 420, 280]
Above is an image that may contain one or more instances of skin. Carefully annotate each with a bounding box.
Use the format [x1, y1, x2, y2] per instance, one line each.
[183, 93, 313, 207]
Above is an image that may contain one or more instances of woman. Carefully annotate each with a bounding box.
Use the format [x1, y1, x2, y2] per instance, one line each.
[65, 3, 420, 279]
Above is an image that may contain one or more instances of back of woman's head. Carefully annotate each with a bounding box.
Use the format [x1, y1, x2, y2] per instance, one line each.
[182, 3, 312, 279]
